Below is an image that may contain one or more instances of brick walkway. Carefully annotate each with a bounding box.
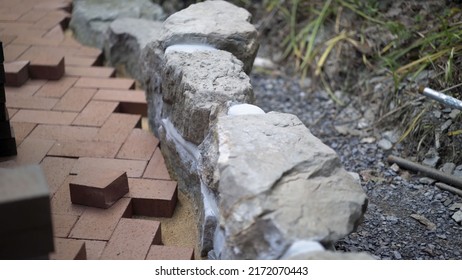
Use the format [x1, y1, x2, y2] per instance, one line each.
[0, 0, 193, 260]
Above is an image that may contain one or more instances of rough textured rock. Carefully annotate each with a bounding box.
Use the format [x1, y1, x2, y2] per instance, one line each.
[70, 0, 165, 49]
[105, 18, 162, 80]
[160, 0, 259, 73]
[214, 112, 368, 259]
[161, 48, 254, 145]
[140, 40, 165, 137]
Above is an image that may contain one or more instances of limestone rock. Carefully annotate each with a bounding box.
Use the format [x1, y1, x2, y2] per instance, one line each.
[105, 18, 162, 80]
[215, 112, 368, 259]
[161, 48, 254, 145]
[160, 0, 259, 73]
[70, 0, 165, 49]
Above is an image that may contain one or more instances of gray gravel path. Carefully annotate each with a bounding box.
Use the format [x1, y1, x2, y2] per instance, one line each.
[251, 72, 462, 260]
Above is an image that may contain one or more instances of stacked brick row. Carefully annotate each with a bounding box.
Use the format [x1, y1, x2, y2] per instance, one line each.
[0, 42, 17, 157]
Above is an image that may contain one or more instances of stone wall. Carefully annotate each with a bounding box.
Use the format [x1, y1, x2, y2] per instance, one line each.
[138, 0, 368, 259]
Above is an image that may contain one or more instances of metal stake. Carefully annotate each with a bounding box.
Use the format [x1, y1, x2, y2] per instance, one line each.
[418, 86, 462, 110]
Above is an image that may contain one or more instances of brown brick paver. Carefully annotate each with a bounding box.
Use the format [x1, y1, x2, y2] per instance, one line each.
[0, 0, 192, 259]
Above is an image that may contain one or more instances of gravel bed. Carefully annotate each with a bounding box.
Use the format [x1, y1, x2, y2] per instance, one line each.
[251, 72, 462, 260]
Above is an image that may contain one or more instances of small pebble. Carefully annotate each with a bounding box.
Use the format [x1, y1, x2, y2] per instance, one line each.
[378, 139, 393, 150]
[449, 109, 460, 119]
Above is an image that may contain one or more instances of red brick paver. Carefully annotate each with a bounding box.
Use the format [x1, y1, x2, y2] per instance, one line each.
[69, 197, 131, 241]
[144, 148, 172, 180]
[94, 113, 141, 143]
[127, 178, 178, 218]
[146, 245, 195, 260]
[74, 77, 135, 90]
[0, 0, 184, 259]
[71, 157, 148, 178]
[69, 169, 129, 209]
[72, 100, 119, 127]
[100, 218, 161, 260]
[50, 238, 86, 260]
[117, 128, 159, 161]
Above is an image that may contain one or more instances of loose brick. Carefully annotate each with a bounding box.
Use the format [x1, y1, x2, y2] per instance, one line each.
[70, 169, 129, 209]
[16, 44, 65, 79]
[126, 178, 178, 218]
[69, 197, 132, 241]
[117, 129, 159, 161]
[51, 176, 86, 216]
[29, 124, 98, 142]
[29, 55, 65, 80]
[72, 101, 119, 127]
[100, 218, 161, 260]
[40, 156, 76, 196]
[6, 94, 58, 110]
[52, 214, 79, 238]
[4, 60, 29, 87]
[52, 87, 95, 112]
[93, 89, 147, 116]
[94, 113, 141, 143]
[84, 240, 107, 260]
[71, 157, 148, 178]
[0, 165, 54, 259]
[35, 76, 77, 98]
[146, 245, 194, 260]
[49, 238, 86, 260]
[3, 44, 29, 62]
[74, 77, 135, 90]
[48, 140, 122, 158]
[143, 148, 172, 180]
[10, 122, 36, 143]
[65, 66, 115, 78]
[11, 109, 77, 125]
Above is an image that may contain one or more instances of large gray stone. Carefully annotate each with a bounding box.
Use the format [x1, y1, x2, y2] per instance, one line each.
[161, 48, 254, 145]
[160, 0, 259, 73]
[214, 112, 368, 259]
[70, 0, 165, 49]
[105, 18, 162, 80]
